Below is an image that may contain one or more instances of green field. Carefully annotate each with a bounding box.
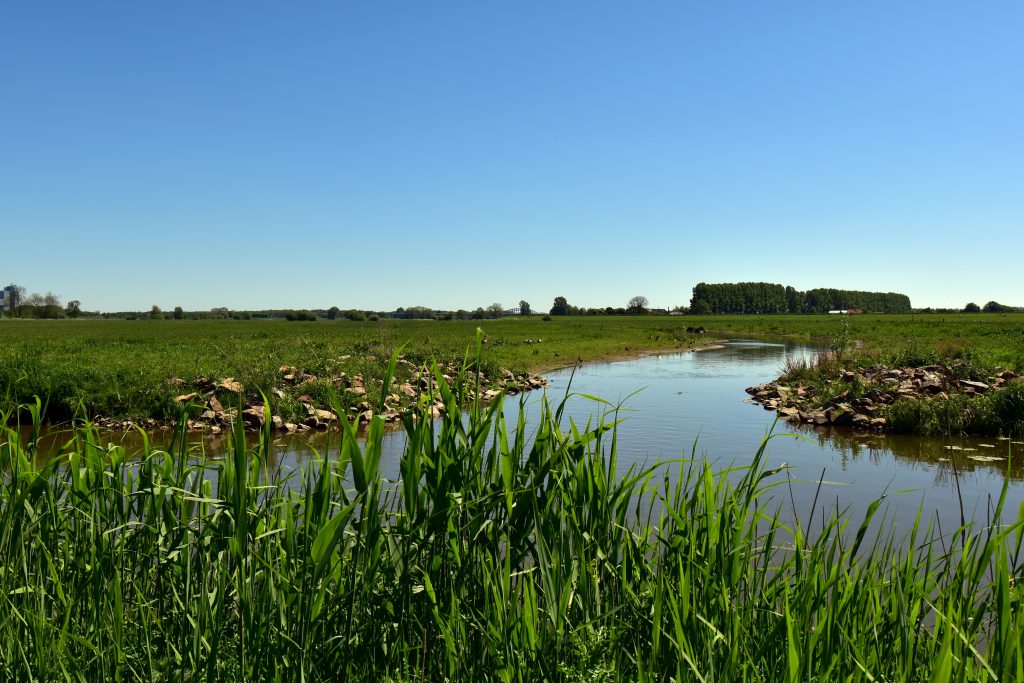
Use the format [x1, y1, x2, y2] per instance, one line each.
[2, 313, 1023, 428]
[0, 317, 705, 424]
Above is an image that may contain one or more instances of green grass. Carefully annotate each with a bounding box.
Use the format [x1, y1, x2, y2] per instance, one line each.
[2, 351, 1023, 681]
[0, 317, 704, 424]
[2, 313, 1023, 431]
[692, 312, 1024, 371]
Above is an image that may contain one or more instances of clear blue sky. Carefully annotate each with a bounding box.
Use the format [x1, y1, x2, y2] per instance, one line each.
[3, 2, 1021, 312]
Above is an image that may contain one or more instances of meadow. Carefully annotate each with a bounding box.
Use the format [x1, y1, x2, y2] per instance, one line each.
[2, 357, 1022, 681]
[1, 313, 1022, 432]
[0, 317, 702, 424]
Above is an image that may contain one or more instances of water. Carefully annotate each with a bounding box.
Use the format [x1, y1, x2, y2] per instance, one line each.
[531, 340, 1024, 533]
[19, 339, 1024, 532]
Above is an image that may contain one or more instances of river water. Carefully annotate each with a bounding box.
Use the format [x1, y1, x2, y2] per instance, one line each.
[19, 339, 1024, 533]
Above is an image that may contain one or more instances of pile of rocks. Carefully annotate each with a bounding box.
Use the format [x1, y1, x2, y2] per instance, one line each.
[745, 365, 1021, 431]
[148, 361, 550, 434]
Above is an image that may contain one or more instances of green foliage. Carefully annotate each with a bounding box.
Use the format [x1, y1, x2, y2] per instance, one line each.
[1, 373, 1022, 680]
[691, 282, 912, 314]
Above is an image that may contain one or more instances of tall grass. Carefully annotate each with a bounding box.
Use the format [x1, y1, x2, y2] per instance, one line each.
[1, 352, 1023, 680]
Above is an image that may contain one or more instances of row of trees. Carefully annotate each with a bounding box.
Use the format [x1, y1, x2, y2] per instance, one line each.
[964, 301, 1021, 313]
[2, 285, 81, 319]
[689, 282, 912, 315]
[549, 296, 650, 316]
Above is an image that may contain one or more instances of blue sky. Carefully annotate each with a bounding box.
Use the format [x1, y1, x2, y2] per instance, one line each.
[2, 2, 1021, 312]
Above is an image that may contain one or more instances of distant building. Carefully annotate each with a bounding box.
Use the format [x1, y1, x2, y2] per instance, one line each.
[0, 285, 18, 314]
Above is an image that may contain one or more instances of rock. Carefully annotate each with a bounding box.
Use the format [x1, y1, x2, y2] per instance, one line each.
[175, 392, 201, 403]
[271, 388, 284, 399]
[870, 418, 887, 429]
[167, 378, 186, 387]
[826, 406, 853, 426]
[283, 422, 298, 433]
[242, 406, 265, 428]
[399, 383, 417, 398]
[271, 415, 284, 430]
[851, 414, 871, 427]
[200, 409, 217, 421]
[219, 379, 243, 393]
[208, 397, 224, 413]
[311, 409, 337, 422]
[959, 380, 990, 393]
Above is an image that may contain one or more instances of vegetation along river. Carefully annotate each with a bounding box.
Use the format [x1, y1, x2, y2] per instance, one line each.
[27, 339, 1024, 534]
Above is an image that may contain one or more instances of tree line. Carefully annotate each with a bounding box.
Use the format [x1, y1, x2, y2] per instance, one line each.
[2, 284, 82, 319]
[689, 282, 912, 314]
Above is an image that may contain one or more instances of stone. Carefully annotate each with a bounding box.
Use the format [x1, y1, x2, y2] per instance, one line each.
[219, 379, 243, 393]
[959, 380, 990, 393]
[175, 392, 201, 403]
[271, 415, 284, 430]
[208, 397, 224, 413]
[242, 405, 265, 428]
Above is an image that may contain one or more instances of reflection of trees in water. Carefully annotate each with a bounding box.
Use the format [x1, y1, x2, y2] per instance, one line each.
[692, 340, 817, 370]
[786, 421, 1024, 482]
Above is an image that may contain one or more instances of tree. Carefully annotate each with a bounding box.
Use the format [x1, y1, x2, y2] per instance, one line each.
[550, 296, 569, 316]
[983, 301, 1005, 313]
[690, 299, 711, 315]
[963, 302, 981, 313]
[65, 300, 82, 318]
[173, 306, 185, 320]
[628, 295, 649, 314]
[327, 306, 340, 320]
[519, 300, 531, 316]
[487, 303, 504, 319]
[41, 292, 63, 319]
[150, 305, 162, 319]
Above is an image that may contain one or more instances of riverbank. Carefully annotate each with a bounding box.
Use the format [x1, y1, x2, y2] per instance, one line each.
[746, 353, 1024, 437]
[0, 317, 710, 429]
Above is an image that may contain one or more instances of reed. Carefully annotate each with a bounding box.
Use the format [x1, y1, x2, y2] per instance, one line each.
[1, 350, 1022, 681]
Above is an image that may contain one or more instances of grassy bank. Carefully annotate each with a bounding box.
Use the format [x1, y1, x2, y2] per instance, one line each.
[0, 317, 703, 425]
[2, 357, 1022, 681]
[3, 313, 1023, 433]
[704, 313, 1024, 437]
